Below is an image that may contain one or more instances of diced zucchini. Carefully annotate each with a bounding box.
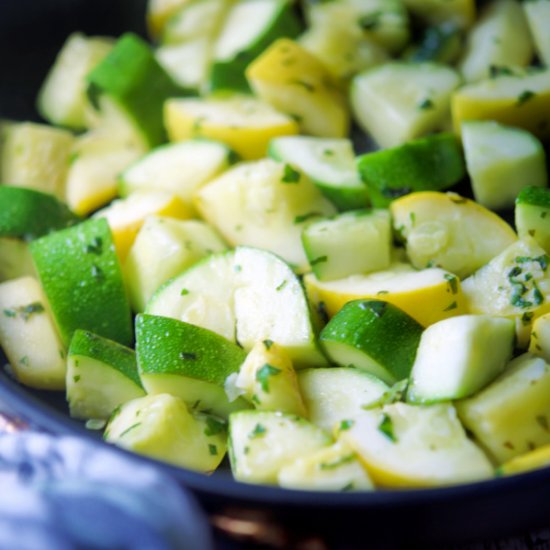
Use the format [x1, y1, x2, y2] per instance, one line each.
[268, 136, 367, 211]
[119, 139, 235, 210]
[278, 441, 374, 492]
[515, 186, 550, 255]
[164, 95, 299, 160]
[228, 410, 331, 484]
[161, 0, 230, 45]
[297, 367, 388, 433]
[87, 33, 185, 148]
[456, 353, 550, 464]
[408, 315, 515, 403]
[462, 121, 547, 211]
[65, 128, 146, 217]
[229, 340, 307, 417]
[304, 263, 467, 328]
[302, 210, 392, 281]
[390, 191, 517, 278]
[523, 0, 550, 66]
[462, 237, 550, 346]
[67, 330, 145, 420]
[194, 159, 335, 269]
[37, 33, 114, 130]
[246, 38, 349, 138]
[458, 0, 533, 83]
[0, 186, 78, 240]
[210, 0, 301, 93]
[105, 393, 227, 472]
[351, 62, 461, 148]
[124, 217, 227, 312]
[320, 300, 423, 385]
[341, 403, 493, 488]
[357, 133, 465, 208]
[94, 191, 191, 260]
[451, 68, 550, 140]
[147, 0, 192, 37]
[405, 23, 462, 65]
[147, 247, 327, 367]
[0, 122, 74, 200]
[30, 218, 133, 346]
[136, 313, 248, 417]
[0, 277, 66, 390]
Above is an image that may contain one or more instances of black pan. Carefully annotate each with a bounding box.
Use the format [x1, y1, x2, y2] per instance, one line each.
[2, 1, 550, 547]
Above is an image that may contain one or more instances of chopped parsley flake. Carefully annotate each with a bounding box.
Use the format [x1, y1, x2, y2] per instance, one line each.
[537, 415, 549, 432]
[443, 301, 457, 311]
[339, 419, 354, 431]
[204, 416, 226, 436]
[180, 288, 190, 296]
[444, 274, 458, 294]
[310, 256, 328, 266]
[294, 212, 320, 224]
[263, 339, 274, 350]
[208, 444, 218, 456]
[281, 164, 301, 184]
[180, 352, 197, 361]
[249, 423, 267, 439]
[418, 98, 434, 110]
[319, 454, 355, 470]
[276, 280, 287, 292]
[3, 302, 45, 321]
[378, 413, 397, 442]
[517, 90, 536, 106]
[85, 237, 103, 255]
[256, 363, 282, 393]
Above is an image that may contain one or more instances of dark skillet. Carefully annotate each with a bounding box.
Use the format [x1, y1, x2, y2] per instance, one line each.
[2, 1, 550, 548]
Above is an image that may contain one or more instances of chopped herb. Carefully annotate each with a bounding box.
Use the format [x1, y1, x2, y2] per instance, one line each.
[377, 290, 389, 295]
[204, 416, 226, 436]
[294, 212, 320, 224]
[443, 301, 457, 311]
[339, 419, 354, 431]
[263, 339, 274, 350]
[341, 482, 355, 492]
[180, 288, 190, 296]
[317, 301, 329, 325]
[310, 256, 328, 266]
[234, 264, 242, 272]
[517, 90, 536, 106]
[208, 444, 218, 456]
[251, 394, 261, 405]
[529, 229, 536, 237]
[292, 80, 315, 92]
[73, 375, 81, 383]
[119, 422, 141, 438]
[365, 379, 409, 409]
[521, 312, 535, 325]
[85, 237, 103, 255]
[409, 212, 416, 226]
[323, 149, 334, 157]
[249, 423, 267, 439]
[444, 274, 458, 294]
[180, 352, 197, 361]
[507, 266, 522, 279]
[537, 415, 549, 432]
[256, 363, 282, 393]
[358, 11, 381, 30]
[3, 302, 45, 321]
[244, 446, 250, 455]
[418, 98, 434, 110]
[489, 65, 513, 78]
[91, 264, 104, 281]
[378, 413, 397, 442]
[503, 441, 515, 450]
[275, 280, 287, 292]
[19, 356, 29, 366]
[381, 186, 411, 199]
[320, 454, 355, 470]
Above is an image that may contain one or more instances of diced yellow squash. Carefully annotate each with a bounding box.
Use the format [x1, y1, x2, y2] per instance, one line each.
[452, 68, 550, 140]
[303, 263, 467, 327]
[246, 38, 349, 138]
[390, 191, 517, 279]
[164, 95, 299, 160]
[529, 313, 550, 364]
[94, 191, 191, 260]
[499, 444, 550, 476]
